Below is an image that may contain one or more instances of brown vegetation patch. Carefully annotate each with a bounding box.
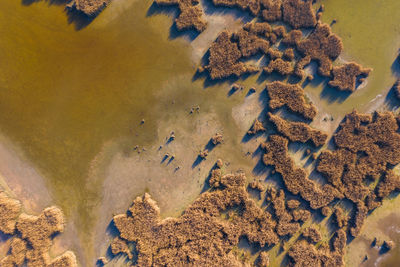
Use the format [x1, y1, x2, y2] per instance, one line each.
[111, 167, 279, 266]
[268, 112, 327, 146]
[296, 23, 343, 77]
[333, 207, 348, 229]
[256, 251, 269, 267]
[261, 0, 282, 21]
[233, 24, 271, 57]
[247, 119, 266, 135]
[349, 201, 368, 237]
[212, 0, 261, 15]
[262, 135, 342, 209]
[0, 192, 77, 267]
[317, 110, 400, 203]
[302, 226, 322, 244]
[0, 192, 22, 235]
[394, 79, 400, 99]
[328, 62, 371, 92]
[266, 81, 317, 120]
[155, 0, 207, 32]
[288, 229, 346, 266]
[249, 180, 266, 192]
[291, 208, 311, 222]
[205, 31, 258, 79]
[263, 58, 294, 76]
[211, 133, 224, 145]
[282, 0, 317, 29]
[268, 189, 300, 237]
[286, 199, 300, 210]
[66, 0, 109, 17]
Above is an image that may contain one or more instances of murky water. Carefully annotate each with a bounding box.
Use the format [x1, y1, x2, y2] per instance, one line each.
[0, 0, 254, 262]
[2, 0, 400, 265]
[0, 0, 197, 257]
[309, 0, 400, 116]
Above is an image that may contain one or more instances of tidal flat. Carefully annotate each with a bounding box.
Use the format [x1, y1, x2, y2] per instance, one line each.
[1, 0, 400, 266]
[0, 0, 259, 263]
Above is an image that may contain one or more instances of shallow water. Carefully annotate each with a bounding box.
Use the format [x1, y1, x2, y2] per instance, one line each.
[0, 0, 255, 262]
[308, 0, 400, 116]
[2, 0, 400, 265]
[0, 0, 196, 257]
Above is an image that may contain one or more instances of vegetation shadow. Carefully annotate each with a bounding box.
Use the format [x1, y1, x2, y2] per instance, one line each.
[66, 9, 96, 31]
[384, 82, 400, 111]
[201, 0, 254, 23]
[147, 2, 200, 41]
[319, 82, 351, 104]
[391, 52, 400, 77]
[21, 0, 97, 30]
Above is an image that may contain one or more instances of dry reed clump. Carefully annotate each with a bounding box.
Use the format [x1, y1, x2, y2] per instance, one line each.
[263, 58, 294, 76]
[291, 208, 311, 222]
[317, 111, 400, 203]
[377, 170, 400, 199]
[281, 29, 302, 46]
[66, 0, 109, 17]
[256, 251, 269, 267]
[261, 0, 282, 21]
[47, 251, 78, 267]
[110, 237, 133, 260]
[302, 226, 322, 244]
[262, 135, 342, 209]
[293, 56, 311, 78]
[154, 0, 207, 32]
[199, 149, 209, 158]
[321, 206, 331, 217]
[266, 81, 317, 120]
[283, 48, 295, 61]
[0, 191, 77, 267]
[249, 180, 266, 192]
[282, 0, 317, 29]
[247, 119, 266, 135]
[111, 170, 279, 266]
[205, 31, 259, 79]
[211, 0, 317, 30]
[288, 229, 346, 266]
[350, 201, 368, 237]
[267, 48, 283, 59]
[394, 79, 400, 99]
[213, 0, 261, 15]
[0, 191, 22, 234]
[0, 238, 27, 266]
[211, 133, 223, 145]
[365, 192, 382, 211]
[333, 207, 348, 229]
[296, 23, 343, 77]
[286, 199, 300, 210]
[268, 112, 327, 146]
[233, 26, 271, 57]
[328, 62, 371, 91]
[269, 189, 300, 237]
